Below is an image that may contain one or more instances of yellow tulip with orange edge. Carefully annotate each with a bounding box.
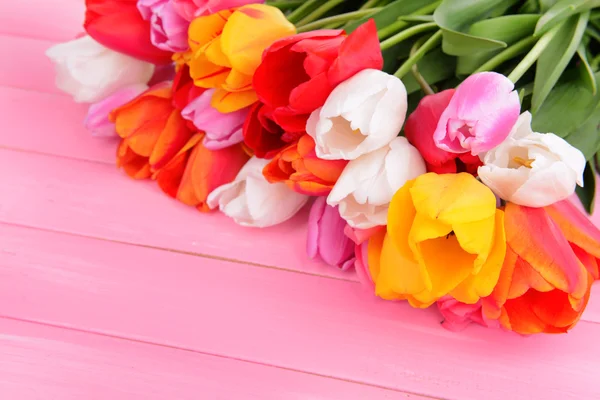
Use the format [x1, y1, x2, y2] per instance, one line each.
[368, 173, 506, 308]
[186, 4, 296, 113]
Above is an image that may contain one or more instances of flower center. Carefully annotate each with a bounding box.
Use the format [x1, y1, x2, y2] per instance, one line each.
[513, 156, 535, 168]
[447, 118, 477, 146]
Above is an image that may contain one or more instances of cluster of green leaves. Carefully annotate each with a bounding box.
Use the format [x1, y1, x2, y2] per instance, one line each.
[346, 0, 600, 212]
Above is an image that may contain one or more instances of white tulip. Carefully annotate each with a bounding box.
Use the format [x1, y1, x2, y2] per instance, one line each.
[327, 137, 426, 229]
[207, 157, 309, 228]
[306, 69, 408, 161]
[46, 36, 155, 103]
[478, 112, 586, 208]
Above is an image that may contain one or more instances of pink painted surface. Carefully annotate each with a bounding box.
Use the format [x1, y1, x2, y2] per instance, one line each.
[1, 1, 599, 399]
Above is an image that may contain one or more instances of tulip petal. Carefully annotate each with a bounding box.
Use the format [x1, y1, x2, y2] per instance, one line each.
[409, 173, 496, 225]
[546, 200, 600, 260]
[451, 211, 506, 303]
[221, 4, 296, 76]
[211, 88, 258, 113]
[504, 203, 588, 301]
[376, 233, 421, 302]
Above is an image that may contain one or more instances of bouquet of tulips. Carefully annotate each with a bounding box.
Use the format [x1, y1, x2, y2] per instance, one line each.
[48, 0, 600, 335]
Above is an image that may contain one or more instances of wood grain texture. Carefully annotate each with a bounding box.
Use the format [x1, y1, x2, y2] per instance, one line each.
[0, 318, 418, 400]
[2, 222, 599, 400]
[0, 147, 350, 280]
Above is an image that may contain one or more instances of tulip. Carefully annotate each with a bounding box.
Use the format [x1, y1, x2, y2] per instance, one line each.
[117, 139, 153, 179]
[207, 157, 308, 227]
[138, 0, 189, 52]
[84, 0, 173, 64]
[171, 64, 205, 111]
[263, 135, 348, 196]
[368, 173, 506, 307]
[346, 225, 385, 288]
[307, 197, 355, 270]
[307, 69, 407, 161]
[478, 112, 586, 208]
[110, 83, 194, 177]
[154, 134, 250, 211]
[481, 202, 597, 334]
[404, 89, 482, 174]
[243, 103, 304, 159]
[182, 89, 248, 150]
[437, 297, 499, 332]
[327, 137, 426, 229]
[187, 4, 295, 113]
[85, 84, 149, 137]
[46, 35, 155, 103]
[171, 0, 263, 21]
[433, 72, 520, 155]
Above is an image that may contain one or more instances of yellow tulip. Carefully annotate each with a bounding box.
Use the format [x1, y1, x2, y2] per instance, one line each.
[369, 173, 506, 308]
[187, 4, 296, 113]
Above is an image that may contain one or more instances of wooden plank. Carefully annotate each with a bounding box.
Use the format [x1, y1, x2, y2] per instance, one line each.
[1, 223, 599, 400]
[0, 318, 415, 400]
[0, 0, 84, 41]
[0, 36, 65, 95]
[0, 88, 116, 164]
[0, 148, 349, 280]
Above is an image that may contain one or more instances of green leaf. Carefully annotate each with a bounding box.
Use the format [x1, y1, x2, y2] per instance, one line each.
[345, 0, 438, 33]
[531, 71, 600, 137]
[402, 48, 456, 93]
[398, 15, 435, 22]
[531, 12, 589, 114]
[518, 0, 539, 14]
[456, 14, 539, 75]
[577, 44, 597, 95]
[576, 161, 597, 214]
[433, 0, 520, 56]
[563, 111, 600, 160]
[382, 42, 413, 74]
[535, 0, 600, 36]
[539, 0, 559, 12]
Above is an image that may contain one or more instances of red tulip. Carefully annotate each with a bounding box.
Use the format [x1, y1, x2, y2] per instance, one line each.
[404, 89, 482, 174]
[84, 0, 173, 64]
[245, 20, 383, 158]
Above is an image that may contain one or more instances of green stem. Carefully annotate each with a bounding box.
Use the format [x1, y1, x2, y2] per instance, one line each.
[507, 24, 561, 84]
[296, 0, 345, 26]
[473, 36, 537, 74]
[377, 0, 442, 40]
[380, 22, 437, 51]
[410, 37, 434, 95]
[286, 0, 320, 24]
[592, 54, 600, 71]
[394, 30, 442, 79]
[266, 0, 306, 10]
[297, 8, 382, 33]
[360, 0, 382, 10]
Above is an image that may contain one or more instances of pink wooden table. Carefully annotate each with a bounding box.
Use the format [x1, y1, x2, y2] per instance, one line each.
[2, 1, 600, 399]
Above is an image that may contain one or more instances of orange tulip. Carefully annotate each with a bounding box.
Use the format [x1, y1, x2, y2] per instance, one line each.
[111, 83, 194, 178]
[482, 202, 597, 334]
[187, 4, 295, 113]
[263, 135, 347, 196]
[154, 133, 249, 211]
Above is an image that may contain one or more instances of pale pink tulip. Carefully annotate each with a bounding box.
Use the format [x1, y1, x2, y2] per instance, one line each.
[84, 84, 148, 137]
[433, 72, 520, 155]
[181, 89, 249, 150]
[307, 197, 355, 271]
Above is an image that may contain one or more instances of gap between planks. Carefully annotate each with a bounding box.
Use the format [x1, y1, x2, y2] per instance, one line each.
[0, 317, 432, 400]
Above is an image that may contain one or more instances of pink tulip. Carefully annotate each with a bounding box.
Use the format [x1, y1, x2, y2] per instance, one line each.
[307, 197, 355, 271]
[433, 72, 520, 155]
[84, 84, 148, 137]
[344, 225, 385, 288]
[172, 0, 264, 21]
[138, 0, 189, 52]
[181, 89, 248, 150]
[437, 296, 499, 332]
